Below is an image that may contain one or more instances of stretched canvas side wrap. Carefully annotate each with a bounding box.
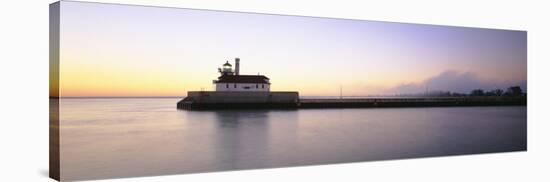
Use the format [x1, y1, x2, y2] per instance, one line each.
[49, 1, 527, 181]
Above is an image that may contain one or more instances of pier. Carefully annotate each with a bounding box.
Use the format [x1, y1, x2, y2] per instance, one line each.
[298, 96, 526, 108]
[177, 91, 300, 110]
[177, 93, 526, 110]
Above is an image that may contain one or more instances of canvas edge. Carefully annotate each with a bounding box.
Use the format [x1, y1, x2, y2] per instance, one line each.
[49, 1, 61, 181]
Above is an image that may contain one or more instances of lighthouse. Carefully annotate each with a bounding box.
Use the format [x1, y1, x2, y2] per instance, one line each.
[178, 57, 299, 110]
[213, 58, 270, 92]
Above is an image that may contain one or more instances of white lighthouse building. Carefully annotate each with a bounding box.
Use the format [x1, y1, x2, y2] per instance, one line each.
[213, 58, 270, 92]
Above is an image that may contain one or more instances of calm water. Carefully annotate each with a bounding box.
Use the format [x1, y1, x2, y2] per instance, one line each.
[58, 98, 526, 181]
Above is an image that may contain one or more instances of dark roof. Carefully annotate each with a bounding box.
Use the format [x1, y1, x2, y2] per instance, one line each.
[215, 75, 270, 84]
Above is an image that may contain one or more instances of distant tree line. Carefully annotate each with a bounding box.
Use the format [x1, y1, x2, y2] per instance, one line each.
[469, 86, 524, 97]
[420, 86, 525, 97]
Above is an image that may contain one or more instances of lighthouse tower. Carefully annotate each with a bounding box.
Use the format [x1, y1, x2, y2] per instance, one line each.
[219, 61, 234, 75]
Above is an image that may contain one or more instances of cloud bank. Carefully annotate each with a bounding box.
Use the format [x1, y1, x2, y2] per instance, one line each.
[387, 70, 526, 95]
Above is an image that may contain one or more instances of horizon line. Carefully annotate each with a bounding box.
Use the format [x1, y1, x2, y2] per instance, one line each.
[50, 94, 495, 99]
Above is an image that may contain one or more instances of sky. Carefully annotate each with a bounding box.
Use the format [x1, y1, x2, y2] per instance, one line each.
[57, 1, 527, 97]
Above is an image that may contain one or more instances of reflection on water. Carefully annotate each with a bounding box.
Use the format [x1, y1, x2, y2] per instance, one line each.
[59, 98, 526, 181]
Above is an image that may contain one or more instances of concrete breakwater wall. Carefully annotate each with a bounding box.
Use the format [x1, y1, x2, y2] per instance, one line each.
[177, 91, 300, 110]
[177, 92, 526, 110]
[299, 97, 526, 108]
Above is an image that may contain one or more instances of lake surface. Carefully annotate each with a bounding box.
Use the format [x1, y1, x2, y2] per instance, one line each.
[58, 98, 526, 181]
